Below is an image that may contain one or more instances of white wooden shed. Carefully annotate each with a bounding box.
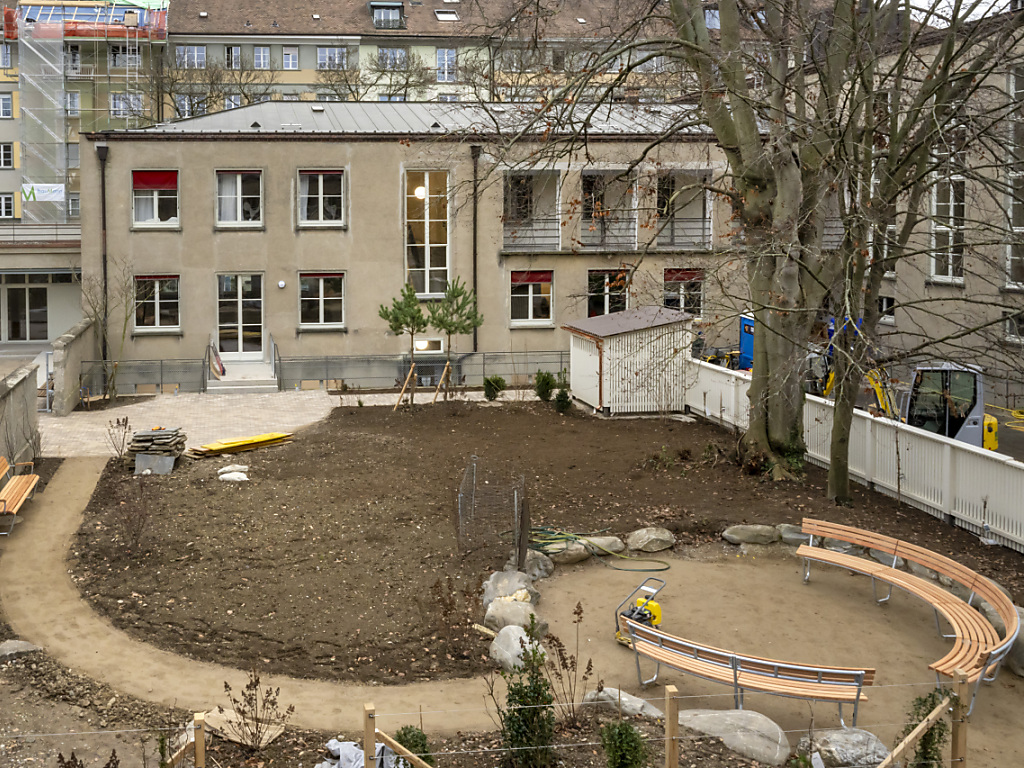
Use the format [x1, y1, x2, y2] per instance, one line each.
[563, 306, 693, 415]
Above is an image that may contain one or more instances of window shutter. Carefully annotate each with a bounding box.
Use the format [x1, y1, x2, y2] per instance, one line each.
[132, 170, 178, 190]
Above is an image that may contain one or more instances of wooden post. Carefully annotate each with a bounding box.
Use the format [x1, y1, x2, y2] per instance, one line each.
[193, 712, 205, 768]
[517, 488, 530, 571]
[665, 685, 679, 768]
[363, 703, 376, 768]
[952, 670, 968, 767]
[432, 361, 451, 404]
[394, 365, 415, 411]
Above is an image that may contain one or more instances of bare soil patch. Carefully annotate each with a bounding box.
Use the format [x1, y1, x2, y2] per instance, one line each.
[69, 402, 1024, 687]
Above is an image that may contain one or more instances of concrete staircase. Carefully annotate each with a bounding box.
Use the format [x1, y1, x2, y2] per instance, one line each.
[206, 361, 279, 395]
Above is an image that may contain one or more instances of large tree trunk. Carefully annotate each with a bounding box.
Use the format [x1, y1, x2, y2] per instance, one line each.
[826, 334, 860, 503]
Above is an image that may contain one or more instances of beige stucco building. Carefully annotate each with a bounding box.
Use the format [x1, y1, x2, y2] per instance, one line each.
[78, 101, 743, 374]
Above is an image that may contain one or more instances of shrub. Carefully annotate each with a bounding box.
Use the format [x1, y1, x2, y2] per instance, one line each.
[895, 689, 951, 768]
[601, 722, 647, 768]
[484, 375, 507, 401]
[554, 388, 571, 414]
[394, 725, 436, 768]
[534, 371, 556, 401]
[544, 602, 593, 726]
[220, 668, 295, 753]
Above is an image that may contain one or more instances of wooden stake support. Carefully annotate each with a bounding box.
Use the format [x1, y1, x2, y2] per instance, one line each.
[952, 670, 968, 766]
[364, 703, 376, 768]
[665, 685, 679, 768]
[394, 365, 415, 411]
[194, 712, 206, 768]
[432, 361, 451, 404]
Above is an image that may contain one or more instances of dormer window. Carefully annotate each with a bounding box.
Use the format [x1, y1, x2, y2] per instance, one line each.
[435, 9, 459, 20]
[371, 2, 405, 29]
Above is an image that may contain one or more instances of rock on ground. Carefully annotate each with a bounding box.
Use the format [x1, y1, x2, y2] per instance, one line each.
[0, 639, 40, 661]
[484, 601, 548, 637]
[627, 527, 676, 552]
[796, 728, 890, 768]
[489, 625, 544, 671]
[545, 541, 592, 564]
[722, 525, 779, 545]
[482, 571, 540, 609]
[505, 550, 554, 581]
[583, 687, 663, 719]
[678, 709, 790, 766]
[869, 548, 905, 568]
[1005, 606, 1024, 677]
[583, 535, 626, 555]
[908, 560, 939, 580]
[776, 524, 809, 546]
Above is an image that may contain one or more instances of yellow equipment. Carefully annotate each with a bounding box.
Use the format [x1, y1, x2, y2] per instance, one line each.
[614, 578, 665, 648]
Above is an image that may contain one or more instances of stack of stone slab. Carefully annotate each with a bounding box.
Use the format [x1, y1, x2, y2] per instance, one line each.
[128, 427, 187, 459]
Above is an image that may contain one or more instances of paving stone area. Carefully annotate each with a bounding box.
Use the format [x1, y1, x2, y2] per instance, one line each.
[39, 391, 336, 457]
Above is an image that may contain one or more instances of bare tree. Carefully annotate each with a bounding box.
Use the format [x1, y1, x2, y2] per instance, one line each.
[78, 256, 137, 401]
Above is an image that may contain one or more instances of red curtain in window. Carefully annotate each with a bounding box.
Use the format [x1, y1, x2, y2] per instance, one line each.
[664, 268, 703, 282]
[511, 270, 553, 284]
[132, 171, 178, 190]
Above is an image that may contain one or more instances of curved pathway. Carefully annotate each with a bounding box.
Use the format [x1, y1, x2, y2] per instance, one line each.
[0, 457, 501, 735]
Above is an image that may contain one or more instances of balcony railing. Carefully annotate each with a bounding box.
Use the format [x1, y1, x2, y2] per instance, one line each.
[502, 217, 560, 251]
[0, 223, 81, 245]
[656, 217, 711, 249]
[373, 16, 407, 29]
[581, 216, 636, 249]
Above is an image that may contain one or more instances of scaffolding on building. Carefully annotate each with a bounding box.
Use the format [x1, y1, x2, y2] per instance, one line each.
[12, 1, 167, 223]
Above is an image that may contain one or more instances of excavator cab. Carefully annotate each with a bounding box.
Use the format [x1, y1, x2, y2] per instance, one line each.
[904, 364, 998, 450]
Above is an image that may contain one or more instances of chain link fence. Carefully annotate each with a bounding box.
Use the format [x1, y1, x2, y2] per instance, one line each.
[456, 455, 529, 567]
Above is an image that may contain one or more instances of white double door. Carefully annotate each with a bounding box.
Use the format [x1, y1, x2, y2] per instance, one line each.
[217, 273, 263, 360]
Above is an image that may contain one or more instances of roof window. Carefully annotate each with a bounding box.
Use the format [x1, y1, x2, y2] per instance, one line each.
[371, 2, 405, 29]
[435, 9, 459, 20]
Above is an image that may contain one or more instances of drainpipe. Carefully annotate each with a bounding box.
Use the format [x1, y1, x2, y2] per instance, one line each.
[95, 140, 109, 362]
[470, 144, 481, 353]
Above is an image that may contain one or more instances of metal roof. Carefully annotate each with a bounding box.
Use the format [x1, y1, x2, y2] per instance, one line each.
[562, 305, 691, 338]
[125, 101, 709, 138]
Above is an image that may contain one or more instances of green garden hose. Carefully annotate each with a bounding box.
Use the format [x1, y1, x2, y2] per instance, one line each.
[528, 526, 672, 572]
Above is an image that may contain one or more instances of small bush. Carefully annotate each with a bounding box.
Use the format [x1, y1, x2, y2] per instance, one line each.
[554, 388, 571, 414]
[220, 668, 295, 753]
[484, 375, 507, 401]
[601, 722, 647, 768]
[534, 371, 557, 401]
[394, 725, 436, 768]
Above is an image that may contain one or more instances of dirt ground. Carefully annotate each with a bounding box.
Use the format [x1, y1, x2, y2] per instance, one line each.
[6, 402, 1024, 766]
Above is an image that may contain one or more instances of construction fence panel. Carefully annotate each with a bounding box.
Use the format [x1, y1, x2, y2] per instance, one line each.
[80, 359, 205, 395]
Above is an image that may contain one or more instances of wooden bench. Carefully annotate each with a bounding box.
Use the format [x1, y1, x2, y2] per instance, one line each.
[0, 457, 39, 535]
[800, 518, 1020, 713]
[620, 615, 875, 726]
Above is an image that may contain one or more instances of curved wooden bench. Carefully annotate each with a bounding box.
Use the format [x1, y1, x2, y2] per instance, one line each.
[800, 518, 1020, 713]
[0, 457, 39, 535]
[620, 615, 874, 726]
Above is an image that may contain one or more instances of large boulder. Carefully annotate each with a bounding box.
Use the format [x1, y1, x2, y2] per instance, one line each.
[490, 625, 544, 671]
[796, 728, 889, 768]
[1004, 606, 1024, 677]
[482, 571, 540, 609]
[678, 710, 789, 766]
[484, 601, 548, 637]
[777, 524, 810, 546]
[584, 535, 626, 555]
[822, 538, 863, 556]
[0, 639, 40, 661]
[722, 525, 779, 545]
[506, 550, 554, 581]
[583, 687, 663, 719]
[869, 549, 905, 569]
[627, 527, 676, 552]
[546, 541, 592, 565]
[908, 560, 939, 580]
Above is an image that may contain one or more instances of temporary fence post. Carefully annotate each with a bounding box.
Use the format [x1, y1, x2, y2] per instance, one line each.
[193, 712, 206, 768]
[665, 685, 679, 768]
[363, 703, 376, 768]
[952, 670, 968, 766]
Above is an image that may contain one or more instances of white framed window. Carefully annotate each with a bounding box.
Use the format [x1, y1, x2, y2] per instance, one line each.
[175, 45, 205, 69]
[110, 92, 141, 118]
[0, 44, 11, 68]
[0, 143, 12, 169]
[872, 223, 898, 277]
[511, 270, 553, 324]
[174, 94, 206, 118]
[438, 94, 458, 102]
[372, 4, 404, 29]
[225, 45, 240, 70]
[66, 91, 80, 117]
[283, 46, 299, 70]
[932, 153, 965, 282]
[317, 47, 346, 70]
[587, 269, 627, 317]
[379, 94, 406, 101]
[664, 268, 704, 316]
[282, 93, 300, 101]
[878, 296, 896, 324]
[66, 143, 79, 169]
[405, 170, 449, 294]
[299, 170, 344, 225]
[134, 275, 180, 329]
[254, 46, 270, 70]
[250, 93, 271, 104]
[378, 47, 407, 70]
[1010, 68, 1024, 287]
[634, 52, 665, 73]
[132, 170, 178, 226]
[109, 44, 140, 68]
[216, 171, 262, 225]
[1005, 311, 1024, 342]
[437, 48, 456, 82]
[65, 44, 80, 75]
[0, 93, 13, 118]
[0, 193, 13, 218]
[299, 272, 345, 326]
[67, 193, 80, 218]
[224, 93, 241, 110]
[434, 9, 459, 21]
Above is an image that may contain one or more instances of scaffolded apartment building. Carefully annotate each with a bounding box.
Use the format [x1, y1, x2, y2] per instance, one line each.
[0, 0, 166, 345]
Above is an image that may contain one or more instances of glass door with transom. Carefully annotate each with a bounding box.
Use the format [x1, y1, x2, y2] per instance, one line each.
[217, 274, 263, 359]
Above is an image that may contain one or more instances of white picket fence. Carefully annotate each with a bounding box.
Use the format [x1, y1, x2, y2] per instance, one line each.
[682, 359, 1024, 554]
